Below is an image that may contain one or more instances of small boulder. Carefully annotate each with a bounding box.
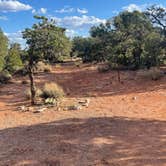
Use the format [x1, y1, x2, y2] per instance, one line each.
[18, 105, 29, 112]
[67, 105, 82, 111]
[45, 98, 56, 105]
[132, 96, 137, 100]
[78, 99, 90, 107]
[33, 107, 47, 113]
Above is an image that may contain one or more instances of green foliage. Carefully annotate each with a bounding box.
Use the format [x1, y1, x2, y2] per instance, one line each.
[72, 9, 165, 69]
[5, 43, 23, 73]
[72, 37, 96, 62]
[0, 28, 8, 71]
[143, 32, 165, 68]
[22, 16, 71, 64]
[0, 70, 12, 84]
[146, 5, 166, 37]
[107, 11, 155, 69]
[22, 15, 71, 105]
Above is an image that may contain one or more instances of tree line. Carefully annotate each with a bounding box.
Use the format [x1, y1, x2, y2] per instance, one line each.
[72, 5, 166, 69]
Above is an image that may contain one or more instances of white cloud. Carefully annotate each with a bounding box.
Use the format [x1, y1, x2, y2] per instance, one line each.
[5, 30, 26, 48]
[0, 0, 32, 12]
[52, 15, 106, 29]
[0, 15, 8, 20]
[55, 6, 88, 14]
[65, 29, 77, 38]
[63, 15, 106, 28]
[112, 10, 119, 15]
[77, 8, 88, 14]
[40, 8, 47, 14]
[55, 6, 74, 13]
[32, 9, 36, 14]
[122, 4, 148, 12]
[50, 15, 106, 38]
[32, 8, 47, 14]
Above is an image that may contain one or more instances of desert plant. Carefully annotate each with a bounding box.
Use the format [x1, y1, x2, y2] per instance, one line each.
[137, 67, 164, 80]
[25, 88, 42, 99]
[14, 66, 28, 76]
[36, 61, 52, 73]
[41, 82, 64, 101]
[97, 64, 110, 73]
[0, 70, 12, 84]
[22, 16, 70, 105]
[5, 43, 23, 74]
[149, 68, 164, 80]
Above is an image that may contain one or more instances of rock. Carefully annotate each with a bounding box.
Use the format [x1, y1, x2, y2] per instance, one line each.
[18, 105, 29, 112]
[27, 107, 34, 112]
[78, 99, 90, 107]
[132, 96, 137, 100]
[33, 107, 47, 113]
[45, 98, 56, 105]
[67, 105, 82, 111]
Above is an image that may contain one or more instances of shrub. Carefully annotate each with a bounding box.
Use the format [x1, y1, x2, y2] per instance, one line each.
[5, 43, 23, 74]
[74, 61, 82, 67]
[36, 61, 52, 73]
[0, 70, 12, 84]
[97, 64, 110, 73]
[14, 66, 28, 76]
[25, 88, 42, 99]
[137, 67, 164, 81]
[41, 82, 64, 101]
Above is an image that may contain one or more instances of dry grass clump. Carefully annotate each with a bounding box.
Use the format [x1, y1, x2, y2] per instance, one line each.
[137, 67, 164, 81]
[25, 83, 64, 106]
[41, 82, 64, 101]
[97, 64, 110, 73]
[0, 70, 12, 84]
[25, 88, 42, 99]
[36, 61, 52, 73]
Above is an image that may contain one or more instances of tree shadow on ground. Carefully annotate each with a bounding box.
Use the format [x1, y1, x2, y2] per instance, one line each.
[0, 116, 166, 166]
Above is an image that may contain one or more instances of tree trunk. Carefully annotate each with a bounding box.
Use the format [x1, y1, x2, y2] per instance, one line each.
[28, 65, 36, 105]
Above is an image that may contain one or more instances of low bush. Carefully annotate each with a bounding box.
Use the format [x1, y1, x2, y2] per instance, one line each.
[14, 66, 28, 76]
[137, 67, 164, 81]
[41, 82, 64, 101]
[25, 88, 42, 99]
[74, 61, 82, 67]
[0, 70, 12, 84]
[36, 61, 52, 73]
[97, 64, 110, 73]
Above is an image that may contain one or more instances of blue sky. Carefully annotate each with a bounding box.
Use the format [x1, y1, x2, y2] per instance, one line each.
[0, 0, 165, 47]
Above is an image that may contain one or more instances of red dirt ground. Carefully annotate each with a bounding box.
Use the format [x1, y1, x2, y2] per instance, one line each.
[0, 64, 166, 166]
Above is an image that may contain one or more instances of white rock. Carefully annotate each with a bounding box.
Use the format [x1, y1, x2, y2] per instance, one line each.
[132, 96, 137, 100]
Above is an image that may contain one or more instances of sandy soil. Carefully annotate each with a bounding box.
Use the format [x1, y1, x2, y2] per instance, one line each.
[0, 64, 166, 166]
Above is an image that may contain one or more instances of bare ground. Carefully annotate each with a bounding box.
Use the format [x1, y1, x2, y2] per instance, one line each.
[0, 64, 166, 166]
